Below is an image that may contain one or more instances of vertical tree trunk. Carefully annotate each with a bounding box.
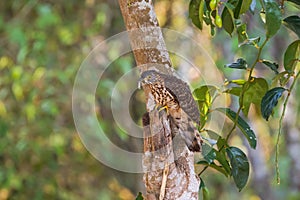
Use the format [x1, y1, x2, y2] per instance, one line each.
[118, 0, 200, 199]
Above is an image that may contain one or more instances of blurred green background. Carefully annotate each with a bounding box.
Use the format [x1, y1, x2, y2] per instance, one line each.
[0, 0, 299, 200]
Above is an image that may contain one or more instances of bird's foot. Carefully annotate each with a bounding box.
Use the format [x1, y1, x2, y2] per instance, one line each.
[156, 105, 169, 115]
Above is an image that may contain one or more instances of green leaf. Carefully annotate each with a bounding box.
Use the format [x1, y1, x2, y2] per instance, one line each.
[261, 59, 279, 74]
[233, 0, 243, 19]
[233, 0, 252, 18]
[135, 192, 144, 200]
[261, 87, 286, 121]
[222, 3, 235, 36]
[189, 0, 204, 30]
[217, 137, 227, 150]
[237, 23, 248, 44]
[241, 78, 269, 116]
[287, 0, 300, 6]
[203, 10, 216, 36]
[215, 137, 232, 175]
[226, 147, 249, 191]
[240, 0, 253, 14]
[224, 58, 247, 69]
[284, 40, 300, 73]
[224, 87, 242, 96]
[210, 162, 229, 177]
[197, 160, 228, 176]
[216, 149, 232, 175]
[193, 85, 218, 128]
[204, 148, 217, 164]
[199, 177, 205, 189]
[283, 15, 300, 38]
[202, 185, 210, 200]
[216, 108, 257, 149]
[264, 0, 282, 38]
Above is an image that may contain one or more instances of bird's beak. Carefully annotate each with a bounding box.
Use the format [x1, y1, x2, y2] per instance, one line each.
[138, 78, 144, 89]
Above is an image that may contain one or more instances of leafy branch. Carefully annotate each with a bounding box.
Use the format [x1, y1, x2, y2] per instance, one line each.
[226, 38, 269, 142]
[189, 0, 300, 195]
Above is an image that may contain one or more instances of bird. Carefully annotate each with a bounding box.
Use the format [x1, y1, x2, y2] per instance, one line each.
[139, 70, 203, 151]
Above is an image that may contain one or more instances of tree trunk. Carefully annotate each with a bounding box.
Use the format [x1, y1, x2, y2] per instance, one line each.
[118, 0, 200, 199]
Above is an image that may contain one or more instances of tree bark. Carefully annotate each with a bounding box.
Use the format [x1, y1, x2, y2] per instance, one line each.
[118, 0, 200, 199]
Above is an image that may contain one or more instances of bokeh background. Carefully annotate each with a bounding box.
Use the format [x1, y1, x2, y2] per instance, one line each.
[1, 0, 299, 199]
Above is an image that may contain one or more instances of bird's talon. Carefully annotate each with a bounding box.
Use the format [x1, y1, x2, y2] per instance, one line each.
[156, 105, 169, 115]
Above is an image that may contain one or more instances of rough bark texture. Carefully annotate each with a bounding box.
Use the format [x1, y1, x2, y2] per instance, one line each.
[119, 0, 200, 199]
[118, 0, 172, 74]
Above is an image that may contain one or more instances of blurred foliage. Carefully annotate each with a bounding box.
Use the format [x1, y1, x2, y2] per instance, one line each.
[1, 0, 300, 200]
[0, 1, 136, 199]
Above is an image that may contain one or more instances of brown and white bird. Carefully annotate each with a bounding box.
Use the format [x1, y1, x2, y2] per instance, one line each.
[139, 70, 203, 151]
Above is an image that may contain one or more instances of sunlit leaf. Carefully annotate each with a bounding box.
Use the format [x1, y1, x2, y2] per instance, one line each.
[240, 0, 253, 14]
[217, 137, 227, 150]
[241, 78, 269, 116]
[216, 108, 257, 149]
[189, 0, 204, 30]
[283, 15, 300, 38]
[11, 66, 23, 80]
[198, 0, 205, 28]
[224, 58, 247, 69]
[261, 87, 286, 121]
[25, 104, 36, 122]
[284, 40, 300, 73]
[203, 10, 216, 36]
[261, 59, 279, 74]
[264, 0, 282, 38]
[226, 147, 249, 191]
[193, 85, 218, 128]
[233, 0, 252, 17]
[224, 87, 242, 96]
[12, 83, 24, 101]
[237, 23, 248, 44]
[228, 79, 246, 85]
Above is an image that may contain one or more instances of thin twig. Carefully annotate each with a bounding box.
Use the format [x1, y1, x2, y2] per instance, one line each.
[225, 38, 269, 142]
[275, 70, 300, 184]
